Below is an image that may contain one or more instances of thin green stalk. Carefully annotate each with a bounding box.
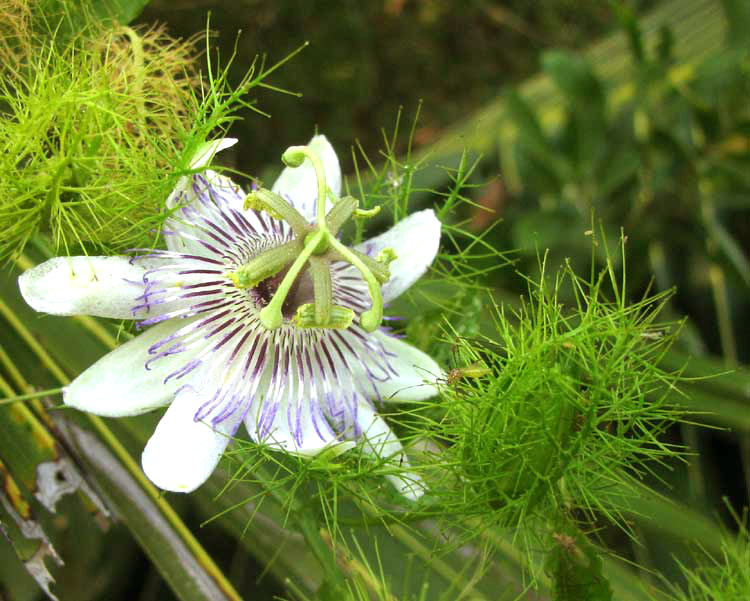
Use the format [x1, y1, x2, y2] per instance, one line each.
[357, 501, 490, 601]
[0, 387, 64, 406]
[700, 190, 747, 502]
[707, 264, 738, 365]
[252, 466, 347, 592]
[0, 298, 69, 385]
[0, 343, 29, 395]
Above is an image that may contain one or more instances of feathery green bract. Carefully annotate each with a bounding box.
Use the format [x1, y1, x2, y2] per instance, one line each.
[0, 4, 194, 260]
[426, 237, 687, 548]
[0, 1, 296, 263]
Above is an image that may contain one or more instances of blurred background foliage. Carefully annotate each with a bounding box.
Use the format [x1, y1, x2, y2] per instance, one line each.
[140, 0, 628, 166]
[1, 0, 749, 600]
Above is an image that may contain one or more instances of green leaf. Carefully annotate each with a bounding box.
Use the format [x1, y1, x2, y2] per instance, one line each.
[541, 51, 604, 115]
[542, 50, 606, 171]
[597, 147, 640, 198]
[546, 530, 613, 601]
[504, 89, 571, 187]
[57, 418, 242, 601]
[720, 0, 750, 47]
[90, 0, 150, 24]
[0, 258, 243, 601]
[704, 215, 750, 286]
[610, 0, 645, 64]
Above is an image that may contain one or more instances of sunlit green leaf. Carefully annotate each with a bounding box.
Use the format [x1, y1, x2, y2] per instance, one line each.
[546, 530, 613, 601]
[90, 0, 150, 24]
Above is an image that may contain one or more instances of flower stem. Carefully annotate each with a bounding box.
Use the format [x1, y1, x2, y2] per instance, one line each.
[0, 386, 64, 406]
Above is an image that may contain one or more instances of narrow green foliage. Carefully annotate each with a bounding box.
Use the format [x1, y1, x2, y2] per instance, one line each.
[429, 236, 686, 540]
[0, 2, 298, 262]
[663, 507, 750, 601]
[0, 4, 202, 259]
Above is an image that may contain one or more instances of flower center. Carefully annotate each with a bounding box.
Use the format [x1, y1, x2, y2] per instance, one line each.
[250, 268, 313, 319]
[229, 144, 396, 333]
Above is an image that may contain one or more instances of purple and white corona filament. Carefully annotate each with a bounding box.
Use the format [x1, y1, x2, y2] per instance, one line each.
[19, 135, 442, 499]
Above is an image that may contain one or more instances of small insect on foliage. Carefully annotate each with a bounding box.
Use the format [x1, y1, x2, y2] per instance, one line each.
[445, 362, 492, 387]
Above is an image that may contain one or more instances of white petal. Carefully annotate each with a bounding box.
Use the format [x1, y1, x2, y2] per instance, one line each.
[163, 168, 282, 259]
[355, 400, 425, 501]
[189, 138, 238, 170]
[64, 318, 197, 417]
[165, 138, 238, 213]
[356, 330, 442, 403]
[356, 209, 441, 302]
[166, 176, 190, 212]
[141, 387, 244, 493]
[271, 134, 341, 222]
[263, 425, 356, 458]
[244, 387, 354, 457]
[19, 256, 147, 319]
[165, 170, 244, 254]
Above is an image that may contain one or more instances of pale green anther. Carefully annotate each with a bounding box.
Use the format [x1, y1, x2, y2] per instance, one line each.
[353, 205, 381, 218]
[294, 304, 356, 329]
[376, 247, 397, 266]
[243, 188, 310, 235]
[327, 237, 384, 332]
[228, 240, 300, 289]
[349, 249, 390, 284]
[259, 229, 326, 330]
[243, 191, 283, 220]
[326, 196, 358, 235]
